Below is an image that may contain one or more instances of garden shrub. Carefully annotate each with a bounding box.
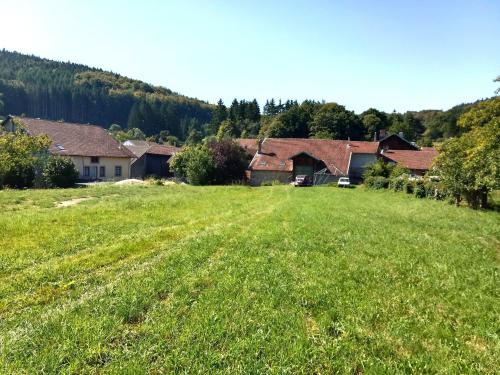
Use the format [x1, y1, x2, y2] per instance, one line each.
[391, 177, 406, 192]
[170, 139, 248, 185]
[43, 156, 79, 188]
[404, 179, 415, 194]
[434, 183, 449, 200]
[365, 176, 389, 189]
[389, 165, 410, 179]
[0, 130, 50, 189]
[363, 159, 394, 179]
[170, 144, 215, 185]
[414, 180, 426, 198]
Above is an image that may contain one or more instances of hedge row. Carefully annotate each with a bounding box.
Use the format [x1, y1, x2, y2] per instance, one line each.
[365, 176, 450, 201]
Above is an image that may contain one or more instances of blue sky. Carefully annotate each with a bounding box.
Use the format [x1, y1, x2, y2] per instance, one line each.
[0, 0, 498, 113]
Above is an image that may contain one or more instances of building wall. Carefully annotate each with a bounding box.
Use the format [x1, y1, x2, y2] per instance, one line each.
[145, 154, 171, 177]
[379, 136, 418, 150]
[349, 153, 377, 180]
[249, 170, 291, 186]
[130, 155, 147, 179]
[71, 156, 131, 181]
[130, 154, 172, 179]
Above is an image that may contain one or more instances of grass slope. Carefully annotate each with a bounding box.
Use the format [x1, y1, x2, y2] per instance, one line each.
[0, 185, 498, 373]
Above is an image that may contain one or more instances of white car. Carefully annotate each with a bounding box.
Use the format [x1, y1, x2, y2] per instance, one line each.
[337, 177, 351, 188]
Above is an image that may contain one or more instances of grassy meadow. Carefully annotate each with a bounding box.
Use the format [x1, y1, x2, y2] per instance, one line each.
[0, 184, 498, 373]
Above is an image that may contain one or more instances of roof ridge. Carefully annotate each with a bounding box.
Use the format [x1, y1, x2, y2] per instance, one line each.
[15, 116, 105, 130]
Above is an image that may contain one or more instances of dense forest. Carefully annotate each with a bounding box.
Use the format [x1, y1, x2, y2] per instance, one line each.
[0, 50, 212, 141]
[0, 50, 494, 145]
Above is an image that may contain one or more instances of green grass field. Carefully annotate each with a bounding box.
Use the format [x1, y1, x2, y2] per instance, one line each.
[0, 184, 498, 374]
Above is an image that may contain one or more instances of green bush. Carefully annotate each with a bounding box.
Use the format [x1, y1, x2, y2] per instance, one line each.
[414, 180, 426, 198]
[423, 180, 449, 200]
[170, 145, 215, 185]
[260, 181, 273, 186]
[365, 176, 389, 189]
[43, 156, 79, 188]
[391, 177, 406, 192]
[389, 165, 410, 179]
[404, 180, 415, 194]
[0, 129, 50, 189]
[363, 159, 394, 179]
[170, 139, 248, 186]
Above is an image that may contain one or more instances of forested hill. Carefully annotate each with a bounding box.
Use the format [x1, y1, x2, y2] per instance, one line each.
[0, 50, 212, 140]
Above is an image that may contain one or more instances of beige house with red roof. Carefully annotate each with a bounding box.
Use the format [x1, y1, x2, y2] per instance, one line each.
[3, 116, 134, 181]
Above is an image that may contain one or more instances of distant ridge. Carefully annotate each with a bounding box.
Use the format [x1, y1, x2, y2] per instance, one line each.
[0, 49, 213, 140]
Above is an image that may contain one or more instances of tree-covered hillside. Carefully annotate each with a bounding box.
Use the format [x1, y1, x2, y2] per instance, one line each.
[0, 50, 212, 140]
[0, 50, 494, 145]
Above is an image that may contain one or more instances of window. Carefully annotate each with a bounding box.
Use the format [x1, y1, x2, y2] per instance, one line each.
[90, 156, 99, 164]
[115, 166, 122, 177]
[99, 166, 106, 178]
[83, 166, 90, 177]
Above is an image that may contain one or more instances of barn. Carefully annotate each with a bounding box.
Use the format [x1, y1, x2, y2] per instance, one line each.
[123, 140, 181, 179]
[238, 138, 380, 186]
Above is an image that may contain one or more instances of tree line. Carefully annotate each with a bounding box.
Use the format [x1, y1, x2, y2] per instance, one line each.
[0, 49, 495, 147]
[209, 97, 484, 145]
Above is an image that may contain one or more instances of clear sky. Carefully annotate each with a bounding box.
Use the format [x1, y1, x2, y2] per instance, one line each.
[0, 0, 498, 113]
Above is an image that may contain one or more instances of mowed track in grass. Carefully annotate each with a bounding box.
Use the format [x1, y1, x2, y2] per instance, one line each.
[0, 185, 498, 373]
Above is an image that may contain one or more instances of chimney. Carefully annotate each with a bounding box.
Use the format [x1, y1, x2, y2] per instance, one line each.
[379, 129, 387, 138]
[373, 132, 377, 141]
[257, 139, 262, 154]
[398, 131, 404, 139]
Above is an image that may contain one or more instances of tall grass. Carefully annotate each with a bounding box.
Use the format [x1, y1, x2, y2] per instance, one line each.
[0, 185, 498, 373]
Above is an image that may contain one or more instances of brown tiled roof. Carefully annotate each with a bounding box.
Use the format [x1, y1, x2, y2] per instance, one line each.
[236, 138, 259, 156]
[381, 149, 439, 171]
[16, 117, 134, 158]
[249, 138, 380, 176]
[123, 140, 181, 158]
[147, 143, 181, 156]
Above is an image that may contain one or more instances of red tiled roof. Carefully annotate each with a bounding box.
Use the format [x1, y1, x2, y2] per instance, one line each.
[249, 138, 380, 176]
[381, 149, 439, 171]
[16, 117, 135, 158]
[236, 138, 259, 156]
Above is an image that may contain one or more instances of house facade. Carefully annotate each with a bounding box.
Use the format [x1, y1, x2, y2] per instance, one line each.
[238, 138, 380, 186]
[123, 140, 181, 179]
[3, 116, 134, 181]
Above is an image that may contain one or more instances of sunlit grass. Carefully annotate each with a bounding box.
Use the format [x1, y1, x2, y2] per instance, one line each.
[0, 184, 498, 373]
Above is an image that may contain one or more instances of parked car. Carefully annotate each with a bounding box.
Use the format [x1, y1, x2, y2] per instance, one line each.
[337, 177, 351, 188]
[294, 174, 312, 187]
